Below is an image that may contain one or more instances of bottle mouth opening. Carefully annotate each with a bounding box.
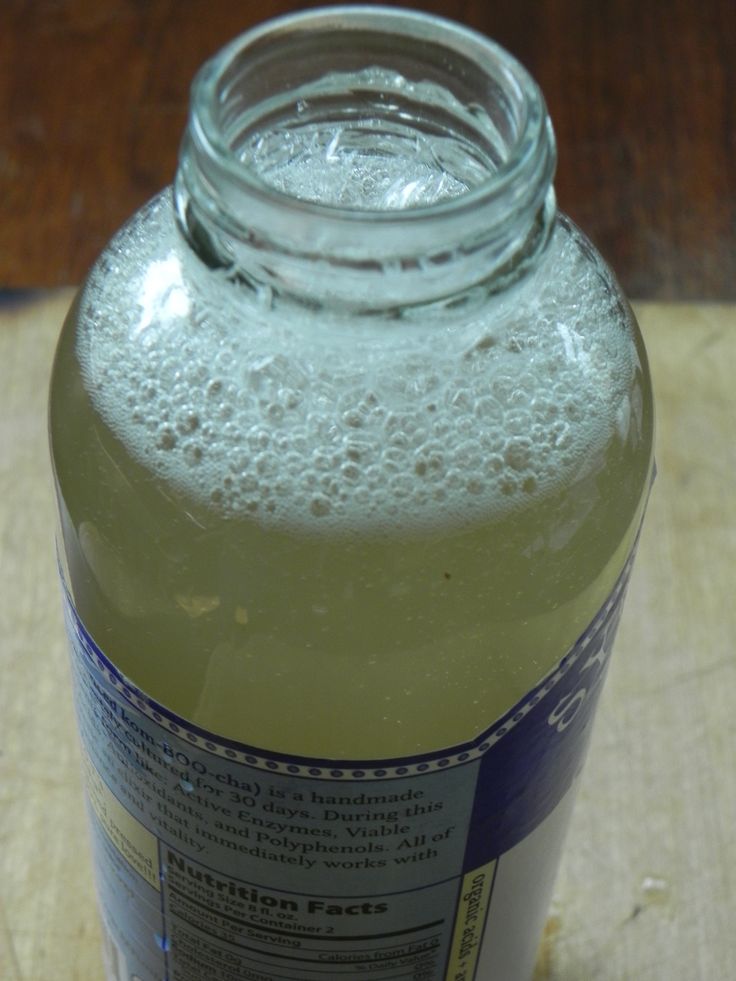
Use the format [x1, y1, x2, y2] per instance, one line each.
[177, 6, 556, 302]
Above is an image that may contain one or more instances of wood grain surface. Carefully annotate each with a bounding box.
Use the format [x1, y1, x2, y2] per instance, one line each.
[1, 0, 735, 299]
[1, 292, 734, 979]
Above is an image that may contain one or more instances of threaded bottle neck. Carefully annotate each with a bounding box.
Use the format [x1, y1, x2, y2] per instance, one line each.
[175, 6, 557, 310]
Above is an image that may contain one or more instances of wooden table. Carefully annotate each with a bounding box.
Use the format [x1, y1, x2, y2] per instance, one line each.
[1, 291, 734, 979]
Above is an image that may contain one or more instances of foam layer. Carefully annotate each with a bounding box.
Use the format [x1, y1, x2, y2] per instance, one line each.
[77, 190, 636, 535]
[236, 68, 500, 211]
[243, 118, 472, 209]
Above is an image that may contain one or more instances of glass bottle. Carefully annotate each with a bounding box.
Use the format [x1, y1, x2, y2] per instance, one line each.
[49, 7, 654, 980]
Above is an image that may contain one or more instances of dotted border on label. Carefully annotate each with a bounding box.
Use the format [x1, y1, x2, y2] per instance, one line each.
[64, 548, 634, 781]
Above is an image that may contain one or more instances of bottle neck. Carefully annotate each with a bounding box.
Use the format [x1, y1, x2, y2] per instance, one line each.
[174, 6, 557, 311]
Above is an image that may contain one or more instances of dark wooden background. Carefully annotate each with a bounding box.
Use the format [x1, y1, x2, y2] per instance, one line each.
[2, 0, 734, 299]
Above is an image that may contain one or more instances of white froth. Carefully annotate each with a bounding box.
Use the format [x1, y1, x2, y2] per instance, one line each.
[237, 69, 498, 211]
[242, 119, 475, 209]
[77, 193, 636, 534]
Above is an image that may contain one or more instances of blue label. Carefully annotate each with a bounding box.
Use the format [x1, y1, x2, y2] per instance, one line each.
[61, 548, 635, 981]
[463, 576, 627, 867]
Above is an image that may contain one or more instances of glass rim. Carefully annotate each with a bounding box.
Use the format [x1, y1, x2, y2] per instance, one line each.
[186, 4, 556, 235]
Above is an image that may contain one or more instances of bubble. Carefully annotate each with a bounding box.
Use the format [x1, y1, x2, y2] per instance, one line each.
[564, 398, 585, 423]
[283, 451, 304, 474]
[183, 361, 208, 386]
[531, 394, 558, 421]
[353, 486, 371, 507]
[319, 475, 340, 497]
[272, 478, 291, 498]
[474, 395, 499, 419]
[183, 442, 204, 466]
[452, 439, 483, 472]
[504, 437, 533, 472]
[310, 494, 331, 517]
[484, 454, 504, 477]
[313, 449, 336, 472]
[491, 374, 515, 402]
[364, 465, 383, 489]
[264, 402, 285, 424]
[278, 387, 302, 410]
[381, 446, 404, 473]
[384, 412, 408, 435]
[247, 427, 270, 452]
[157, 428, 177, 451]
[506, 410, 531, 436]
[343, 408, 364, 428]
[176, 409, 200, 436]
[388, 430, 410, 449]
[414, 443, 444, 480]
[388, 473, 414, 499]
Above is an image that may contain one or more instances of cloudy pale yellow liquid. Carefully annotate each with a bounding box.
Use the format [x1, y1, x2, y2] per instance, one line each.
[49, 228, 653, 761]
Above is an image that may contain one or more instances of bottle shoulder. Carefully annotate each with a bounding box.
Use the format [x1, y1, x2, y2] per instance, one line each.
[54, 191, 652, 540]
